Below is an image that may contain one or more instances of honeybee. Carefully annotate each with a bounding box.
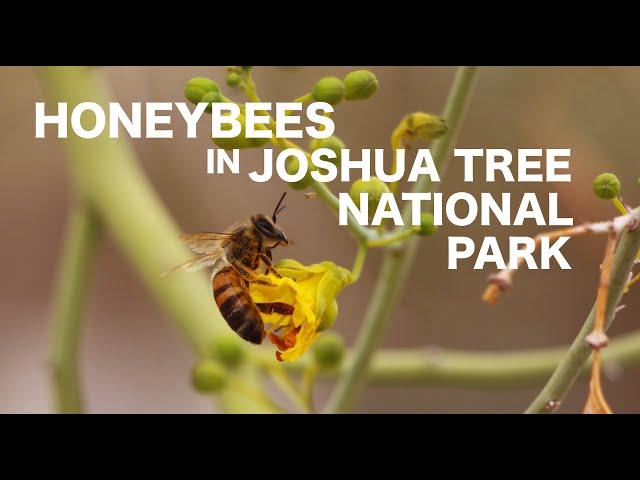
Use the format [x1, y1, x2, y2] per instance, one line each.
[164, 193, 294, 344]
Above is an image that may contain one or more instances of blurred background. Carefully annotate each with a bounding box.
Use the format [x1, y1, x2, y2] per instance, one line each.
[2, 66, 640, 413]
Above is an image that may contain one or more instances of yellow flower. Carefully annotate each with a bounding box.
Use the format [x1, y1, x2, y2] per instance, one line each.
[249, 259, 352, 362]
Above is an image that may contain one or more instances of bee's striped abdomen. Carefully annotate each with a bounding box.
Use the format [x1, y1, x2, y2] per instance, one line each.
[212, 267, 265, 344]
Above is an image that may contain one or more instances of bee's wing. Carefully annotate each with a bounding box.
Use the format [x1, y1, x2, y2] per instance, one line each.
[161, 232, 236, 277]
[179, 232, 238, 255]
[161, 251, 224, 277]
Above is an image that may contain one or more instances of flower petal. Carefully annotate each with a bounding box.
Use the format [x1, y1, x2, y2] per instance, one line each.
[248, 259, 352, 362]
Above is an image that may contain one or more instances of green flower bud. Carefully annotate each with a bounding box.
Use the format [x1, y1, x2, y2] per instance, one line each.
[201, 91, 223, 113]
[312, 77, 345, 105]
[593, 173, 621, 200]
[312, 332, 345, 370]
[285, 156, 314, 190]
[418, 213, 437, 237]
[213, 110, 271, 150]
[317, 299, 338, 332]
[211, 334, 246, 369]
[407, 112, 447, 141]
[191, 360, 227, 394]
[344, 70, 378, 101]
[309, 135, 346, 166]
[226, 72, 242, 87]
[184, 77, 220, 105]
[349, 177, 390, 218]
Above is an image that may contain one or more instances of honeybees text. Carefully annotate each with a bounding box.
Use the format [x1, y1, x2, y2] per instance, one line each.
[35, 101, 576, 270]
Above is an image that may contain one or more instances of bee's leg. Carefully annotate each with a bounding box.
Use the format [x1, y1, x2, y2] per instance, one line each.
[258, 253, 282, 278]
[230, 261, 277, 287]
[256, 302, 294, 315]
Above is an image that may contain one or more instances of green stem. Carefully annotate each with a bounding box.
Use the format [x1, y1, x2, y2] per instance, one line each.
[350, 244, 367, 282]
[525, 221, 640, 413]
[367, 227, 421, 248]
[301, 364, 318, 412]
[252, 328, 640, 388]
[627, 271, 640, 290]
[324, 67, 478, 413]
[293, 92, 314, 104]
[308, 176, 373, 244]
[221, 370, 285, 413]
[612, 197, 627, 215]
[613, 196, 640, 263]
[39, 67, 278, 413]
[50, 202, 101, 413]
[242, 69, 260, 103]
[267, 364, 312, 413]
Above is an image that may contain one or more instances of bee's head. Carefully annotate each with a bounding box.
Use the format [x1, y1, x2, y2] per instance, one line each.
[251, 193, 289, 247]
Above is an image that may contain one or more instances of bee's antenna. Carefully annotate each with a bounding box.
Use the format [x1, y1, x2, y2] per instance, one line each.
[272, 192, 287, 223]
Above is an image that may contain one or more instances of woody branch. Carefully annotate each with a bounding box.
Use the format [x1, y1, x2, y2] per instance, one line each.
[483, 208, 640, 305]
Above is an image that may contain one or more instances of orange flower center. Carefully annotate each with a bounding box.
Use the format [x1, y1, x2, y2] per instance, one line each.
[269, 327, 302, 362]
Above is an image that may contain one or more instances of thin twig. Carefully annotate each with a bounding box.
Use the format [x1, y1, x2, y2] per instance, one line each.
[350, 244, 367, 282]
[586, 229, 618, 350]
[50, 202, 101, 413]
[582, 229, 617, 413]
[626, 271, 640, 291]
[483, 210, 640, 305]
[583, 351, 613, 413]
[300, 365, 318, 413]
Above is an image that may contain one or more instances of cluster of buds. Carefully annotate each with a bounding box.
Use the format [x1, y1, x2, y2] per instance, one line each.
[225, 66, 251, 87]
[183, 68, 382, 152]
[184, 72, 270, 150]
[311, 70, 379, 105]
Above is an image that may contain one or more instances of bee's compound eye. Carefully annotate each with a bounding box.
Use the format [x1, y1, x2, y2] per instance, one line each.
[255, 218, 276, 235]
